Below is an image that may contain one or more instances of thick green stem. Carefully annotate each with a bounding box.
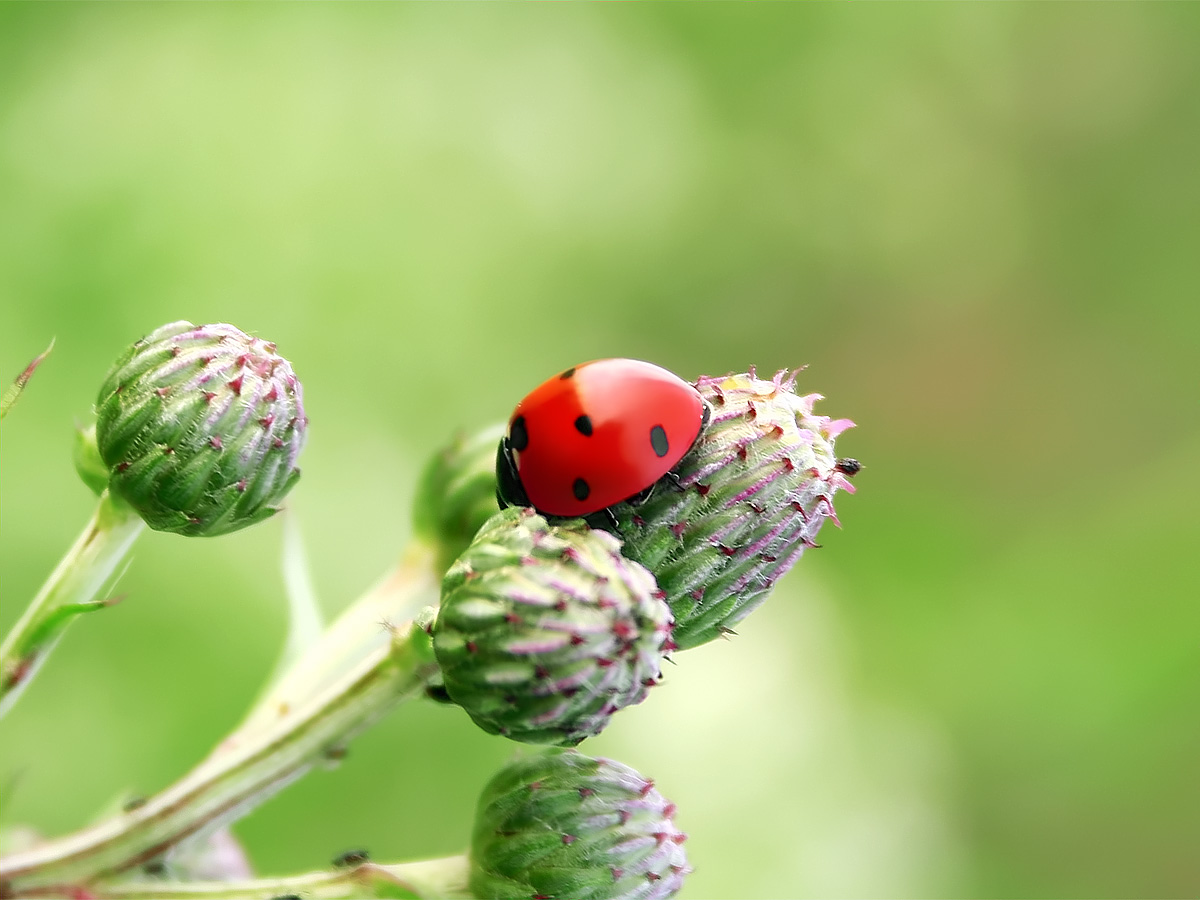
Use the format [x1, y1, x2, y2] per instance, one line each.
[231, 540, 440, 745]
[20, 857, 471, 900]
[0, 594, 441, 897]
[0, 491, 144, 718]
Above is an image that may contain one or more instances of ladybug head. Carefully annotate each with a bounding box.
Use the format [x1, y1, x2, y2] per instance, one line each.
[495, 437, 530, 511]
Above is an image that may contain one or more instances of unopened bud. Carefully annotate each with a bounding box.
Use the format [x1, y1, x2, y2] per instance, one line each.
[470, 749, 689, 900]
[94, 321, 306, 536]
[433, 508, 671, 746]
[607, 369, 858, 649]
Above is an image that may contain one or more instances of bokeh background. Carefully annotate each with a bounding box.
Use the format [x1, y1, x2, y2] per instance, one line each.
[2, 5, 1198, 898]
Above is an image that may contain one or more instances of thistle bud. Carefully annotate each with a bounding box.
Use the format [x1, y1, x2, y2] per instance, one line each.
[607, 369, 858, 650]
[470, 749, 689, 900]
[94, 321, 307, 537]
[412, 424, 503, 576]
[433, 508, 671, 746]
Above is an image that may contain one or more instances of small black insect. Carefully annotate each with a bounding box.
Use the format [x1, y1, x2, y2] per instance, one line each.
[332, 849, 370, 869]
[425, 682, 454, 704]
[834, 458, 862, 477]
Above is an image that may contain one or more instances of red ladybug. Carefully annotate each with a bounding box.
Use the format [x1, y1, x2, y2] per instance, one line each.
[496, 359, 710, 518]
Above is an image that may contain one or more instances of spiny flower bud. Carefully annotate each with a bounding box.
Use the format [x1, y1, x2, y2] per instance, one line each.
[94, 321, 307, 537]
[412, 424, 503, 576]
[470, 749, 689, 900]
[433, 508, 671, 746]
[606, 369, 858, 650]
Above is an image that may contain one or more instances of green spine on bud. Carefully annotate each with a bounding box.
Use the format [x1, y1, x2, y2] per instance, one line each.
[94, 321, 307, 537]
[433, 507, 671, 746]
[608, 369, 858, 650]
[470, 749, 689, 900]
[412, 424, 503, 576]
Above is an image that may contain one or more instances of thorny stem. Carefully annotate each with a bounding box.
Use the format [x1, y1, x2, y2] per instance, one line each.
[19, 857, 470, 900]
[0, 548, 442, 898]
[0, 491, 145, 719]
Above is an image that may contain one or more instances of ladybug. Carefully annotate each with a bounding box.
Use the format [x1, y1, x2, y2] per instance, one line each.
[496, 359, 710, 518]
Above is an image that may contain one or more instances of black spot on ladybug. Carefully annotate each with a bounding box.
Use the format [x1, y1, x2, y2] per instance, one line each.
[573, 478, 590, 501]
[559, 367, 576, 380]
[701, 402, 711, 429]
[509, 415, 529, 452]
[650, 425, 669, 458]
[835, 458, 862, 477]
[574, 415, 593, 436]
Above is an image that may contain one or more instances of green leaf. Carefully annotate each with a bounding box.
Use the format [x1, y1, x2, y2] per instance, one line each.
[1, 338, 54, 420]
[74, 423, 110, 497]
[267, 510, 324, 688]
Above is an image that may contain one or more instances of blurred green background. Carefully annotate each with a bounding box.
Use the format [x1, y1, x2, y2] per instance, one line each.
[2, 4, 1198, 898]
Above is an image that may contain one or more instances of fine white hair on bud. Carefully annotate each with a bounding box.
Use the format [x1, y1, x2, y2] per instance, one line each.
[433, 508, 672, 746]
[94, 321, 307, 537]
[605, 368, 858, 650]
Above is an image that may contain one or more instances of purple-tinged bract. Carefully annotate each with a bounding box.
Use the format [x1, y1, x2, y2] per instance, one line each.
[604, 368, 858, 649]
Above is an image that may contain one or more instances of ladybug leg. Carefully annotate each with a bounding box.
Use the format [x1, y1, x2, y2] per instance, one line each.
[626, 484, 656, 506]
[580, 505, 623, 533]
[495, 438, 530, 510]
[601, 505, 622, 530]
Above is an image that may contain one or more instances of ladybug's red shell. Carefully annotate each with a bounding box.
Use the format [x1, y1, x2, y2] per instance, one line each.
[498, 359, 708, 517]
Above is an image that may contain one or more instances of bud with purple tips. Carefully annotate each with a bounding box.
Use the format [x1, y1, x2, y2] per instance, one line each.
[470, 749, 690, 900]
[94, 321, 307, 537]
[606, 368, 858, 650]
[433, 507, 672, 746]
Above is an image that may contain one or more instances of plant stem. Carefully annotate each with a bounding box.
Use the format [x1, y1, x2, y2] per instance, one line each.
[229, 540, 440, 749]
[0, 491, 144, 719]
[20, 857, 471, 900]
[0, 582, 441, 897]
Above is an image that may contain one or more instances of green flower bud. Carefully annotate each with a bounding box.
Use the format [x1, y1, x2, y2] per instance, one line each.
[94, 321, 307, 537]
[433, 508, 671, 746]
[412, 424, 503, 576]
[606, 369, 858, 650]
[470, 749, 689, 900]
